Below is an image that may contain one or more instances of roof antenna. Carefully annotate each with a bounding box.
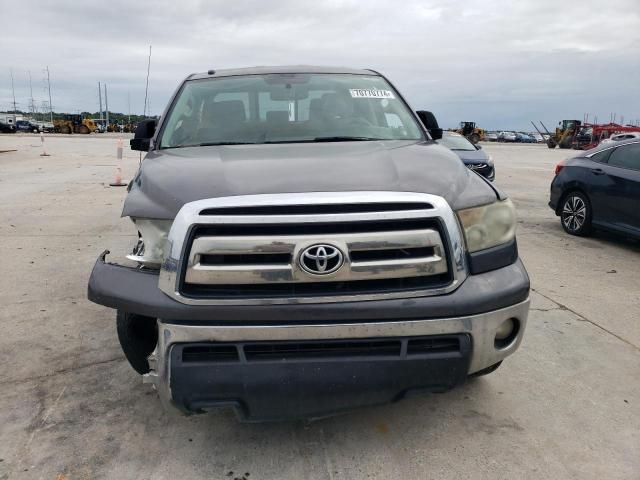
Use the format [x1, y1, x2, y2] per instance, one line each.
[143, 45, 152, 118]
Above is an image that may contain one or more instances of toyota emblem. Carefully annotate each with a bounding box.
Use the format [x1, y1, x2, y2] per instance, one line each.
[299, 244, 344, 275]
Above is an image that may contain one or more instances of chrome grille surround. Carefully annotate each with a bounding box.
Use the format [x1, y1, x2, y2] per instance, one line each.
[157, 192, 468, 305]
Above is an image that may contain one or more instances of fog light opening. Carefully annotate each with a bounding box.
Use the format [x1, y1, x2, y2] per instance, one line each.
[494, 318, 520, 349]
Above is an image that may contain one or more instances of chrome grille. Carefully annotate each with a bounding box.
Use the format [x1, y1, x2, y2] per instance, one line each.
[158, 192, 468, 305]
[185, 227, 447, 285]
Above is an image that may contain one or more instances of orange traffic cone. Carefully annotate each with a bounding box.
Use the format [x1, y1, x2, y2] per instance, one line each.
[109, 138, 127, 187]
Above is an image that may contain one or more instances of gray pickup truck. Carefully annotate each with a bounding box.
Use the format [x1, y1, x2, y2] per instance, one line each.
[88, 66, 530, 421]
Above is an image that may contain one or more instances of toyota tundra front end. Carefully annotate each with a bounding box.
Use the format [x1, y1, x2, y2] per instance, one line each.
[88, 66, 530, 421]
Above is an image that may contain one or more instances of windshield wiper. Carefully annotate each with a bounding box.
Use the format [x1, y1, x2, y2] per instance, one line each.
[198, 141, 257, 146]
[312, 136, 381, 142]
[261, 137, 381, 144]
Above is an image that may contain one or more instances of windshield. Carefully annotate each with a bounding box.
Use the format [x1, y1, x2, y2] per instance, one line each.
[158, 73, 424, 148]
[437, 133, 476, 151]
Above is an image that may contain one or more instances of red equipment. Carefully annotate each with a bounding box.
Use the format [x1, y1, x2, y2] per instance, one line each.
[572, 123, 640, 150]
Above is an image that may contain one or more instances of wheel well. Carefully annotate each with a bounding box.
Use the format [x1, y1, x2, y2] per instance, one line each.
[116, 311, 158, 374]
[556, 188, 589, 215]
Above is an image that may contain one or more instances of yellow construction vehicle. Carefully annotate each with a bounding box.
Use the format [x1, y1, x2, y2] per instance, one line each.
[81, 118, 98, 133]
[540, 119, 581, 149]
[53, 115, 96, 134]
[452, 121, 485, 144]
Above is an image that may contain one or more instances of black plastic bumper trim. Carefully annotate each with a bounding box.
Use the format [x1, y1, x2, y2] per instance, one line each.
[169, 334, 471, 420]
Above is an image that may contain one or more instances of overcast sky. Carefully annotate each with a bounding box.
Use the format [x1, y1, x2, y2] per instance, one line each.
[2, 0, 639, 129]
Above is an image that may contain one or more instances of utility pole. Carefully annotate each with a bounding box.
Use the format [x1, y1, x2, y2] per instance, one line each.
[98, 81, 103, 124]
[104, 83, 109, 127]
[45, 66, 53, 123]
[143, 45, 152, 117]
[127, 91, 131, 124]
[28, 70, 36, 119]
[10, 69, 17, 113]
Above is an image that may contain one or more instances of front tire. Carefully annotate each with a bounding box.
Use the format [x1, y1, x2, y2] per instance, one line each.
[560, 191, 592, 236]
[116, 311, 158, 374]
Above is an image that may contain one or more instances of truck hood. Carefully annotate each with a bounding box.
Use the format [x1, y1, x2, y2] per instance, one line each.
[122, 140, 499, 219]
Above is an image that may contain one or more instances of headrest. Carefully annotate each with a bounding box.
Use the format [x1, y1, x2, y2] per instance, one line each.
[206, 100, 246, 124]
[321, 93, 352, 119]
[266, 110, 289, 123]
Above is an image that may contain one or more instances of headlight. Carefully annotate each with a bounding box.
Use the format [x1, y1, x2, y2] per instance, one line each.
[126, 218, 173, 267]
[457, 199, 516, 253]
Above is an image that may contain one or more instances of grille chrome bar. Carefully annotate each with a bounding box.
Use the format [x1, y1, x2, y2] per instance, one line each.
[185, 229, 446, 284]
[158, 192, 468, 305]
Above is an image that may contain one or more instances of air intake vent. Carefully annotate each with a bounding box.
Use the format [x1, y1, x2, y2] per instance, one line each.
[181, 274, 450, 299]
[200, 202, 433, 216]
[244, 339, 402, 361]
[182, 345, 239, 363]
[174, 335, 467, 366]
[192, 218, 440, 237]
[407, 337, 461, 355]
[350, 246, 436, 262]
[200, 253, 291, 266]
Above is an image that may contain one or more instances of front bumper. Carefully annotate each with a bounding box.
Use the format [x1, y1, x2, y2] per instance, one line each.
[88, 252, 530, 420]
[147, 299, 529, 420]
[88, 251, 529, 323]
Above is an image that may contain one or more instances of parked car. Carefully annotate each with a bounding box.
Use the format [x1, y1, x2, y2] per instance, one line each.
[498, 131, 517, 142]
[94, 120, 107, 133]
[88, 65, 530, 421]
[531, 132, 545, 143]
[485, 132, 499, 142]
[549, 139, 640, 239]
[16, 120, 40, 133]
[516, 133, 536, 143]
[0, 121, 16, 133]
[600, 132, 640, 145]
[437, 131, 495, 180]
[34, 121, 54, 133]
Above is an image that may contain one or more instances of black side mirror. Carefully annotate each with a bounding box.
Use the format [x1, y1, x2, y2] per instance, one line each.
[130, 119, 156, 151]
[416, 110, 443, 140]
[475, 144, 482, 150]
